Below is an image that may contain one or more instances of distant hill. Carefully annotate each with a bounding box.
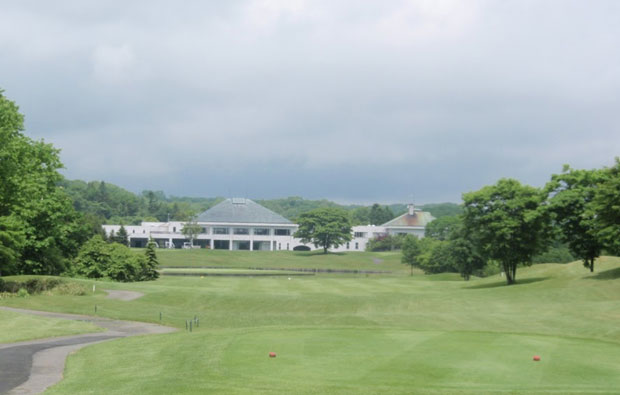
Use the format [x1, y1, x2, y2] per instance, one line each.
[60, 179, 460, 225]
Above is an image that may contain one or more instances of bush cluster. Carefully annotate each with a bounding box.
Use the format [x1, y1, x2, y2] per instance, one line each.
[532, 244, 576, 264]
[73, 235, 158, 282]
[52, 282, 88, 295]
[366, 234, 405, 252]
[0, 277, 63, 294]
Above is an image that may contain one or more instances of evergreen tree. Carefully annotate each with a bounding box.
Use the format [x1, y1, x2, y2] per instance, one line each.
[111, 225, 129, 246]
[143, 239, 160, 280]
[369, 204, 394, 225]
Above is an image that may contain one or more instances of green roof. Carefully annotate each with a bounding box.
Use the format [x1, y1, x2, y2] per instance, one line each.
[196, 198, 292, 224]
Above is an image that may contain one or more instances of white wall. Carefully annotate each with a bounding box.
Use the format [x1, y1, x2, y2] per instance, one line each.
[103, 222, 426, 251]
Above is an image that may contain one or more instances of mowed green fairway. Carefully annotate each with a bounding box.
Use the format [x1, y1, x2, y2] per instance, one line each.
[1, 252, 619, 394]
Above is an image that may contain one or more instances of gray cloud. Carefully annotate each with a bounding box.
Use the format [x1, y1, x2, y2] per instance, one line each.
[1, 0, 619, 204]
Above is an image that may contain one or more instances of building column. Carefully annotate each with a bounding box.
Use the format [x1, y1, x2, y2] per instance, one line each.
[270, 229, 274, 251]
[209, 239, 214, 249]
[168, 238, 173, 249]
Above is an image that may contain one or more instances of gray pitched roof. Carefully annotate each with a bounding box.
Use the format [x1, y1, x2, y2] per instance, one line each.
[196, 198, 292, 224]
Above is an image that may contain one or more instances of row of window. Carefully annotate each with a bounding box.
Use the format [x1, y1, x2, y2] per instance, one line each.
[132, 228, 378, 239]
[211, 240, 291, 250]
[198, 227, 292, 236]
[352, 232, 384, 238]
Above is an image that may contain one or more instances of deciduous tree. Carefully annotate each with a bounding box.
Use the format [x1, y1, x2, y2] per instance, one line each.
[448, 237, 485, 281]
[546, 165, 605, 272]
[294, 208, 352, 253]
[74, 235, 158, 282]
[0, 89, 83, 275]
[592, 158, 620, 255]
[463, 178, 551, 285]
[181, 219, 202, 247]
[401, 235, 421, 276]
[425, 215, 462, 241]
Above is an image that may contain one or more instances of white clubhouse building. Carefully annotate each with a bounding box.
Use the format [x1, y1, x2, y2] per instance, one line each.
[102, 198, 434, 252]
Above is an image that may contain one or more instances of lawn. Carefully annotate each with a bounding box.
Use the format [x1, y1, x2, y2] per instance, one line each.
[1, 252, 619, 394]
[0, 308, 101, 344]
[158, 268, 308, 276]
[156, 249, 407, 274]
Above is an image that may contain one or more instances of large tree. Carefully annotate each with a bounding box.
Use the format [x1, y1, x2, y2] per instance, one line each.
[592, 158, 620, 255]
[0, 89, 83, 275]
[545, 165, 606, 272]
[463, 178, 552, 285]
[424, 215, 462, 241]
[294, 208, 352, 253]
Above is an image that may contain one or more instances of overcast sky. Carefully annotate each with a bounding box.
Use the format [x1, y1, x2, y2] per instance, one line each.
[1, 0, 618, 204]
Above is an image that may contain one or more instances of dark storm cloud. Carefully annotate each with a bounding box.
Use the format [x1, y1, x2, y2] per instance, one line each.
[1, 0, 618, 203]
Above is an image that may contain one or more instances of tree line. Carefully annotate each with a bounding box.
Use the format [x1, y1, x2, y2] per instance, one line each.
[63, 181, 461, 227]
[400, 164, 620, 284]
[0, 90, 157, 281]
[0, 89, 454, 278]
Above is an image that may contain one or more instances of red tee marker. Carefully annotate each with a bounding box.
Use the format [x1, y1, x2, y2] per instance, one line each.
[269, 352, 276, 358]
[533, 355, 541, 361]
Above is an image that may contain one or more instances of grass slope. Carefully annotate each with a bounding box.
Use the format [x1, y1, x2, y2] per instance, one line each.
[0, 309, 101, 344]
[156, 250, 410, 274]
[0, 254, 619, 393]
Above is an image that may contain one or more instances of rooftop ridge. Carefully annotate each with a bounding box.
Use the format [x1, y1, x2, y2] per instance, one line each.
[196, 198, 292, 224]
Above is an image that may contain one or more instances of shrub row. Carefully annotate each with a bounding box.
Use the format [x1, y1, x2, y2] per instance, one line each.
[0, 278, 63, 294]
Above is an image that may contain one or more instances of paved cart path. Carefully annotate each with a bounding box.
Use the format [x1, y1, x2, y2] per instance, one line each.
[0, 306, 175, 395]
